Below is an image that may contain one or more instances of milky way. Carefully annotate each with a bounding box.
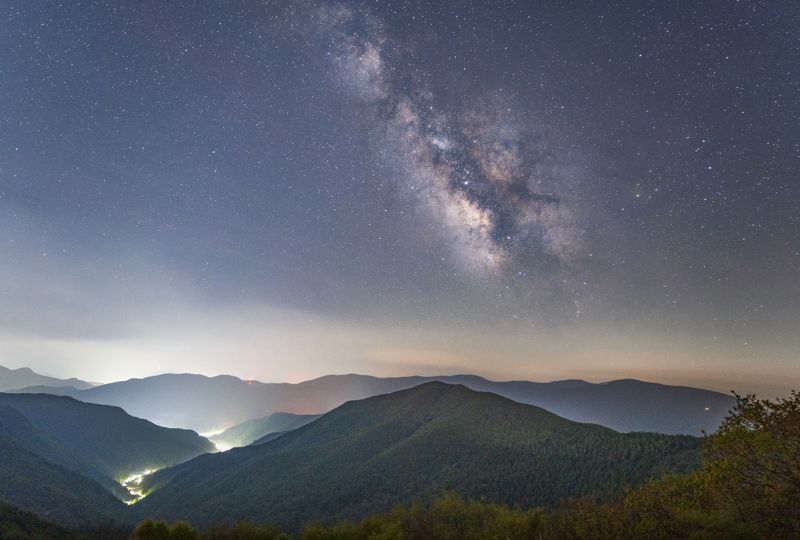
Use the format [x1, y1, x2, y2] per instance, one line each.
[1, 0, 798, 394]
[315, 4, 584, 277]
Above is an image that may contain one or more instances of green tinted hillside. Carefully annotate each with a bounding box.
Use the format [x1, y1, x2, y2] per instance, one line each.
[139, 383, 700, 528]
[0, 436, 131, 528]
[0, 500, 78, 540]
[0, 393, 214, 484]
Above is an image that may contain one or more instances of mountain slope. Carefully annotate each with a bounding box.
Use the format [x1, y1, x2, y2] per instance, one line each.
[0, 365, 92, 392]
[434, 375, 734, 435]
[0, 393, 214, 489]
[250, 430, 292, 445]
[54, 372, 734, 435]
[138, 383, 700, 529]
[0, 434, 131, 527]
[0, 501, 80, 540]
[211, 412, 321, 448]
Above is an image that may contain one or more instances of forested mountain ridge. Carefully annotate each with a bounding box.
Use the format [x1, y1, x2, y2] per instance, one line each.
[0, 434, 131, 527]
[137, 382, 700, 529]
[0, 393, 214, 483]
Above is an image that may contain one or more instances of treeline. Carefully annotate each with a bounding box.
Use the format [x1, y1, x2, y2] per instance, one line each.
[130, 391, 800, 540]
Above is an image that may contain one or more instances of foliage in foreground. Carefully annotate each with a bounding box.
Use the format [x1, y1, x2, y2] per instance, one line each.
[130, 391, 800, 540]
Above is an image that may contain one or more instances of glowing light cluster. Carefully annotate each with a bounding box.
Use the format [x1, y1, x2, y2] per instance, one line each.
[120, 469, 157, 505]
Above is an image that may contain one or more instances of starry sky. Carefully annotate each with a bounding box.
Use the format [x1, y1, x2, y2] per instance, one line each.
[1, 1, 798, 396]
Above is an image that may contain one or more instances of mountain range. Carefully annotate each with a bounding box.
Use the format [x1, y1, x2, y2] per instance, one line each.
[0, 365, 739, 531]
[0, 365, 93, 392]
[17, 371, 735, 436]
[137, 382, 701, 529]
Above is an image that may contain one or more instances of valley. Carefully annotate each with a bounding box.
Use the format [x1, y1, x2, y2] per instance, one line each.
[0, 364, 797, 538]
[121, 470, 158, 505]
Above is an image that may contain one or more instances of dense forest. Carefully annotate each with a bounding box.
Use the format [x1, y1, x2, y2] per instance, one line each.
[128, 390, 800, 539]
[136, 383, 700, 527]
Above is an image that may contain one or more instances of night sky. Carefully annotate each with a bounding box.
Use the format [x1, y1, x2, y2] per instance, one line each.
[1, 1, 798, 395]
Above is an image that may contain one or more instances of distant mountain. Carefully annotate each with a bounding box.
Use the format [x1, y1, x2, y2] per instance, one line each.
[49, 373, 272, 432]
[0, 365, 92, 392]
[211, 412, 321, 449]
[0, 393, 214, 502]
[8, 384, 85, 396]
[48, 372, 735, 435]
[138, 383, 701, 528]
[436, 375, 735, 436]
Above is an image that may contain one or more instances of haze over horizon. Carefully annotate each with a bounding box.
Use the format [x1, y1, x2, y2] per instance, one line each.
[2, 1, 798, 398]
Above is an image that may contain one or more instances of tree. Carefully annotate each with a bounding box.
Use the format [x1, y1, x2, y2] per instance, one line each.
[702, 391, 800, 533]
[131, 519, 198, 540]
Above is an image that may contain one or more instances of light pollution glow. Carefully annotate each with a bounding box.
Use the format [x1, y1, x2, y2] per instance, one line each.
[1, 300, 796, 399]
